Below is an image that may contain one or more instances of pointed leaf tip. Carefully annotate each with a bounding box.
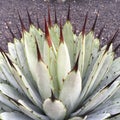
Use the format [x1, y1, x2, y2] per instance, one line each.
[44, 17, 52, 47]
[91, 11, 99, 32]
[2, 51, 15, 69]
[73, 53, 80, 72]
[48, 5, 52, 27]
[54, 7, 57, 24]
[6, 22, 15, 38]
[51, 90, 56, 102]
[36, 15, 40, 29]
[105, 29, 119, 53]
[67, 4, 71, 21]
[35, 38, 42, 61]
[26, 9, 33, 26]
[60, 19, 64, 43]
[82, 12, 88, 36]
[17, 10, 26, 32]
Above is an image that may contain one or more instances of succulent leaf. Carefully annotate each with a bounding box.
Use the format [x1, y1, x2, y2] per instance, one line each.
[43, 98, 66, 120]
[79, 44, 114, 103]
[24, 31, 38, 84]
[0, 57, 22, 93]
[59, 67, 82, 114]
[57, 41, 71, 89]
[35, 60, 52, 100]
[82, 31, 94, 78]
[63, 21, 76, 67]
[49, 24, 60, 49]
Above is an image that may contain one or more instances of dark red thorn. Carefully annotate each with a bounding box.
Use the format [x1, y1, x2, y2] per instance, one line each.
[54, 6, 57, 24]
[82, 12, 88, 36]
[48, 5, 52, 27]
[51, 90, 56, 102]
[44, 17, 52, 47]
[37, 15, 40, 29]
[97, 24, 105, 39]
[105, 29, 119, 53]
[6, 22, 15, 39]
[91, 11, 99, 32]
[67, 4, 70, 21]
[72, 53, 80, 72]
[26, 9, 33, 26]
[17, 11, 26, 32]
[16, 24, 22, 38]
[35, 38, 42, 61]
[60, 19, 64, 44]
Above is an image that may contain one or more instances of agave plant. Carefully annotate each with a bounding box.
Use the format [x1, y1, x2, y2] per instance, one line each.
[0, 7, 120, 120]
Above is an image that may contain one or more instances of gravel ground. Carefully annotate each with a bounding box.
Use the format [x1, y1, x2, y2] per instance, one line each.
[0, 0, 120, 55]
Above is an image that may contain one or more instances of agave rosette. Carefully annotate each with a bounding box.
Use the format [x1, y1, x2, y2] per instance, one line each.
[0, 8, 120, 120]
